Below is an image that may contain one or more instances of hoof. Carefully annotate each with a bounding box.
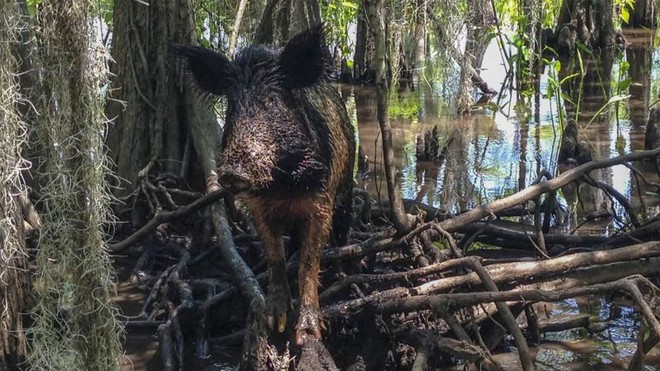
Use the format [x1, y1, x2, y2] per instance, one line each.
[295, 306, 325, 345]
[266, 283, 291, 333]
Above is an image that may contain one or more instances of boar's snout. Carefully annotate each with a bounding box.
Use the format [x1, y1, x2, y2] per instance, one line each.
[219, 166, 251, 193]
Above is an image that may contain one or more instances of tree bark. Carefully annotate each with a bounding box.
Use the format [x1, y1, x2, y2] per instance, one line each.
[106, 0, 217, 224]
[364, 0, 415, 234]
[255, 0, 321, 46]
[353, 2, 374, 82]
[229, 0, 249, 56]
[409, 0, 426, 83]
[626, 29, 654, 129]
[623, 0, 656, 28]
[555, 0, 615, 55]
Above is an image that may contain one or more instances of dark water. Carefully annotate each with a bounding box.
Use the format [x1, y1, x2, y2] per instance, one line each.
[119, 29, 660, 370]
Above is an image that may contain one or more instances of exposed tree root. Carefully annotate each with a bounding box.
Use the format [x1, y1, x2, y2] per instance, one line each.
[113, 147, 660, 369]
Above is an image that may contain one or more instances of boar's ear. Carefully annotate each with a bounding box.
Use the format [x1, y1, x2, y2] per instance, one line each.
[170, 45, 234, 96]
[279, 24, 332, 88]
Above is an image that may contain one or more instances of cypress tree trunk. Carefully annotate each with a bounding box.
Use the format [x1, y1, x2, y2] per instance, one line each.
[626, 31, 654, 128]
[28, 1, 122, 369]
[555, 0, 615, 55]
[364, 0, 415, 233]
[354, 1, 375, 82]
[0, 1, 31, 368]
[411, 0, 426, 82]
[106, 0, 218, 224]
[622, 0, 656, 28]
[255, 0, 322, 46]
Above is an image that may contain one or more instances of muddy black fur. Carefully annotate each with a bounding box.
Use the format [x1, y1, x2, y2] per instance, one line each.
[173, 24, 356, 347]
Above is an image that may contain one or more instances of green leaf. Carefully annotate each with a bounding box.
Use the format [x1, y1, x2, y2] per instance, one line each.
[620, 60, 630, 72]
[341, 1, 358, 9]
[559, 73, 580, 85]
[554, 60, 561, 74]
[618, 77, 632, 91]
[621, 7, 630, 23]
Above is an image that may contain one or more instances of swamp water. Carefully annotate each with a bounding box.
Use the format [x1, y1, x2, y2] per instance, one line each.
[351, 29, 660, 370]
[120, 29, 660, 370]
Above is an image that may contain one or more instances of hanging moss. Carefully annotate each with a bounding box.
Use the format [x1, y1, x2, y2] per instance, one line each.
[0, 1, 31, 369]
[27, 1, 123, 370]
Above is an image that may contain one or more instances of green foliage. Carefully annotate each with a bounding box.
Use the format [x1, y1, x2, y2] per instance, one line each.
[26, 0, 42, 14]
[493, 0, 562, 28]
[615, 0, 635, 24]
[193, 0, 230, 49]
[433, 240, 448, 250]
[615, 60, 631, 92]
[541, 0, 562, 28]
[321, 0, 359, 56]
[96, 0, 114, 28]
[388, 92, 421, 119]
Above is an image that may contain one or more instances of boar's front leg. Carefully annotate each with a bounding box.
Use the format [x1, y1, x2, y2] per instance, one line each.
[251, 213, 291, 333]
[294, 203, 332, 345]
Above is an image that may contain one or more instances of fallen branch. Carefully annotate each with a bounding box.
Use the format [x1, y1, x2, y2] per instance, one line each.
[416, 241, 660, 295]
[320, 257, 475, 303]
[466, 258, 534, 371]
[439, 147, 660, 233]
[528, 314, 591, 333]
[368, 276, 660, 340]
[109, 190, 227, 252]
[324, 242, 660, 318]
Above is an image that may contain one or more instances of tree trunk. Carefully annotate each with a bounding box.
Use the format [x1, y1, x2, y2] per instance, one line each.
[467, 0, 494, 70]
[0, 2, 31, 368]
[254, 0, 274, 44]
[354, 2, 375, 82]
[255, 0, 321, 46]
[411, 0, 426, 80]
[106, 0, 217, 224]
[229, 0, 249, 55]
[555, 0, 615, 55]
[559, 49, 613, 123]
[364, 0, 415, 233]
[626, 30, 654, 129]
[622, 0, 656, 28]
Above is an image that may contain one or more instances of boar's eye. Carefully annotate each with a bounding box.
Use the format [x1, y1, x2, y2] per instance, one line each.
[170, 45, 235, 96]
[278, 23, 332, 89]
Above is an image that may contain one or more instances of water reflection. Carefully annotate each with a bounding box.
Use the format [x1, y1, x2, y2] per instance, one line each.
[352, 29, 660, 233]
[532, 296, 660, 370]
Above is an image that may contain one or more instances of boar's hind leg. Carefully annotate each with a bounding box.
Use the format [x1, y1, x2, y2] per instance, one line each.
[252, 215, 291, 333]
[294, 205, 333, 345]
